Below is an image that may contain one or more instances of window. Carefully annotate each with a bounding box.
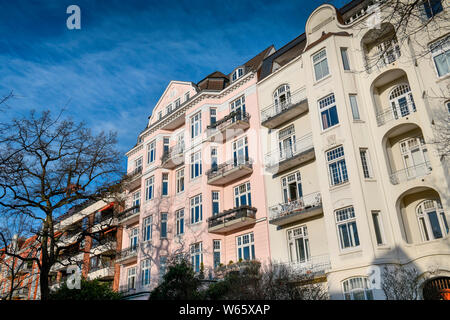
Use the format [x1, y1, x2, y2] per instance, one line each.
[162, 173, 169, 196]
[147, 140, 156, 164]
[212, 191, 220, 216]
[132, 191, 140, 211]
[319, 93, 339, 130]
[236, 233, 255, 261]
[141, 259, 151, 287]
[234, 182, 251, 207]
[160, 213, 168, 239]
[185, 92, 190, 102]
[143, 216, 152, 242]
[232, 67, 244, 81]
[159, 256, 167, 280]
[190, 151, 202, 179]
[158, 111, 162, 120]
[176, 208, 184, 235]
[213, 240, 221, 269]
[281, 172, 302, 203]
[327, 146, 348, 186]
[210, 108, 217, 125]
[371, 211, 385, 245]
[191, 112, 202, 139]
[190, 242, 203, 272]
[135, 157, 142, 172]
[340, 47, 350, 70]
[335, 206, 360, 249]
[176, 168, 184, 193]
[145, 176, 154, 201]
[430, 35, 450, 77]
[273, 84, 291, 112]
[389, 84, 416, 120]
[129, 227, 139, 251]
[313, 49, 329, 81]
[422, 0, 443, 19]
[343, 277, 373, 300]
[349, 94, 360, 120]
[211, 147, 218, 171]
[359, 148, 372, 179]
[399, 136, 430, 179]
[230, 95, 246, 122]
[90, 255, 99, 270]
[190, 194, 203, 224]
[174, 98, 181, 109]
[163, 137, 170, 154]
[127, 267, 136, 290]
[166, 104, 172, 115]
[278, 125, 296, 161]
[417, 199, 448, 241]
[287, 226, 310, 263]
[232, 136, 249, 165]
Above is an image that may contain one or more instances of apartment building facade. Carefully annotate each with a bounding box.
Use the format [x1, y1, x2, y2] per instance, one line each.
[118, 47, 275, 299]
[257, 0, 450, 300]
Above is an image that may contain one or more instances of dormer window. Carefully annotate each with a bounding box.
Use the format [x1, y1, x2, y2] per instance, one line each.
[232, 67, 244, 81]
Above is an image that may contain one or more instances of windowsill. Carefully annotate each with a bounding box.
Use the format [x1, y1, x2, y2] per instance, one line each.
[364, 178, 376, 182]
[338, 247, 362, 256]
[176, 191, 184, 196]
[190, 221, 203, 227]
[313, 73, 332, 86]
[329, 181, 350, 191]
[320, 123, 341, 135]
[375, 244, 390, 250]
[190, 176, 202, 182]
[436, 73, 450, 83]
[352, 119, 365, 124]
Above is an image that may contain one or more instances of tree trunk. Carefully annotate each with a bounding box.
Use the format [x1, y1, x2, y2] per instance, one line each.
[40, 263, 50, 300]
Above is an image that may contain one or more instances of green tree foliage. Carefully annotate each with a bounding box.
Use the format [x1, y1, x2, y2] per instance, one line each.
[49, 278, 121, 300]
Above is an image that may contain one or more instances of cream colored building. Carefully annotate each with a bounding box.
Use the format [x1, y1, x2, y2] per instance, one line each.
[257, 0, 450, 300]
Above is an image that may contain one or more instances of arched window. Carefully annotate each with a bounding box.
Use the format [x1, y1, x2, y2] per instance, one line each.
[388, 83, 416, 119]
[342, 277, 373, 300]
[273, 84, 291, 112]
[417, 199, 448, 241]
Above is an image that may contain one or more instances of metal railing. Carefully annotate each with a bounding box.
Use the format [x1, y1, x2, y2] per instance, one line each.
[117, 205, 140, 221]
[274, 254, 331, 275]
[376, 100, 417, 126]
[260, 88, 307, 123]
[390, 162, 432, 185]
[207, 110, 250, 132]
[127, 167, 142, 179]
[269, 192, 322, 222]
[264, 133, 313, 169]
[206, 158, 253, 180]
[161, 142, 185, 164]
[207, 205, 257, 229]
[116, 244, 139, 261]
[366, 44, 401, 72]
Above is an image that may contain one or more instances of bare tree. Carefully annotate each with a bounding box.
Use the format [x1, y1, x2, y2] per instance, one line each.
[0, 109, 123, 300]
[381, 265, 421, 300]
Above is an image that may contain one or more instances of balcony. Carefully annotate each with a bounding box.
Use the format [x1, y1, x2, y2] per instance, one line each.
[376, 100, 417, 126]
[206, 159, 253, 186]
[206, 111, 250, 143]
[390, 162, 432, 185]
[88, 265, 115, 280]
[274, 254, 331, 277]
[208, 205, 257, 234]
[261, 89, 308, 129]
[365, 39, 401, 73]
[116, 244, 139, 264]
[269, 192, 322, 227]
[117, 205, 140, 225]
[13, 287, 29, 299]
[125, 167, 142, 191]
[161, 143, 185, 169]
[265, 133, 314, 174]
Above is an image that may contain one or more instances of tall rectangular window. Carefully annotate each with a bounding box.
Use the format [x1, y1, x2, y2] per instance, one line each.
[422, 0, 443, 19]
[143, 216, 152, 242]
[327, 146, 348, 186]
[236, 233, 255, 261]
[176, 168, 184, 193]
[130, 227, 139, 251]
[371, 211, 385, 246]
[313, 49, 329, 81]
[140, 259, 151, 287]
[191, 112, 202, 139]
[127, 267, 136, 290]
[210, 108, 217, 125]
[211, 147, 218, 170]
[132, 191, 140, 210]
[190, 242, 203, 273]
[190, 151, 202, 179]
[349, 94, 360, 120]
[232, 136, 249, 165]
[212, 191, 220, 216]
[359, 148, 372, 179]
[159, 256, 167, 280]
[158, 111, 162, 120]
[166, 104, 172, 115]
[185, 92, 190, 102]
[162, 173, 169, 196]
[430, 35, 450, 77]
[176, 208, 184, 235]
[340, 47, 350, 71]
[190, 194, 203, 224]
[335, 206, 360, 249]
[163, 137, 170, 154]
[160, 213, 168, 238]
[174, 98, 181, 109]
[147, 140, 156, 164]
[319, 93, 339, 130]
[234, 182, 252, 207]
[213, 240, 221, 269]
[135, 157, 143, 172]
[145, 176, 154, 201]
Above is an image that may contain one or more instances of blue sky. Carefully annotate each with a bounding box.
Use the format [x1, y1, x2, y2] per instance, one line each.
[0, 0, 347, 164]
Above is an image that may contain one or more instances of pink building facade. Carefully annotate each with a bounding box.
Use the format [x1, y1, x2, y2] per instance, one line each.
[117, 47, 275, 299]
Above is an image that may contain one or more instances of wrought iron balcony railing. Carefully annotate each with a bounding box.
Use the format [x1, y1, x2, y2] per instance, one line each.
[207, 110, 250, 132]
[389, 162, 432, 185]
[264, 133, 313, 169]
[273, 254, 331, 276]
[206, 158, 253, 181]
[207, 205, 257, 229]
[376, 100, 417, 126]
[366, 42, 401, 72]
[260, 88, 307, 123]
[117, 205, 140, 221]
[161, 143, 185, 166]
[269, 192, 322, 222]
[116, 244, 139, 261]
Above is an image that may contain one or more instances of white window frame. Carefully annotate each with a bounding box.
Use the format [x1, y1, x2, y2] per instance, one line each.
[160, 212, 168, 239]
[140, 259, 151, 287]
[349, 94, 361, 120]
[234, 182, 251, 207]
[162, 172, 169, 197]
[319, 93, 339, 130]
[212, 191, 220, 216]
[190, 111, 202, 139]
[232, 67, 244, 81]
[359, 148, 373, 179]
[417, 199, 448, 241]
[190, 151, 202, 180]
[327, 146, 348, 186]
[340, 47, 350, 71]
[143, 216, 152, 242]
[176, 208, 184, 236]
[147, 140, 156, 164]
[145, 176, 154, 201]
[190, 242, 203, 273]
[213, 240, 221, 269]
[287, 225, 310, 264]
[371, 211, 386, 246]
[430, 35, 450, 78]
[312, 48, 330, 81]
[176, 168, 185, 193]
[127, 266, 136, 290]
[335, 206, 360, 250]
[342, 277, 374, 300]
[190, 194, 203, 224]
[236, 232, 255, 261]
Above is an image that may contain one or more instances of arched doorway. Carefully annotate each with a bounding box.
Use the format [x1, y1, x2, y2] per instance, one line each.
[423, 277, 450, 300]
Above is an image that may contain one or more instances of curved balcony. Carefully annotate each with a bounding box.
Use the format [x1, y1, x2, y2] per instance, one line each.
[206, 110, 250, 143]
[269, 192, 322, 227]
[390, 162, 432, 185]
[161, 143, 185, 169]
[376, 100, 417, 127]
[116, 244, 139, 264]
[117, 205, 140, 226]
[265, 133, 314, 174]
[206, 158, 253, 186]
[207, 205, 257, 234]
[261, 88, 308, 129]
